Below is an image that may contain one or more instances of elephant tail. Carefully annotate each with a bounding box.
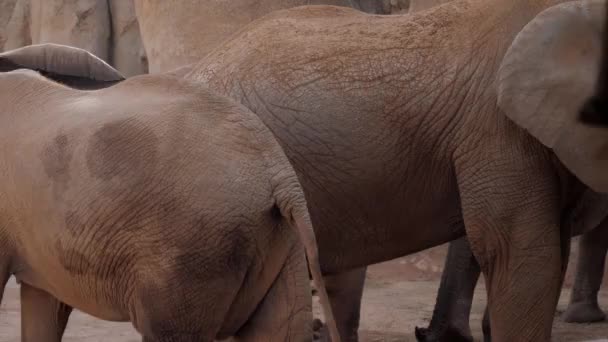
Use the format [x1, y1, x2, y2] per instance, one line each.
[273, 179, 341, 342]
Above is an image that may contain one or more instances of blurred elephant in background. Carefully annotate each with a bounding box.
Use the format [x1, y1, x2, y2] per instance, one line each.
[134, 0, 410, 73]
[1, 0, 147, 76]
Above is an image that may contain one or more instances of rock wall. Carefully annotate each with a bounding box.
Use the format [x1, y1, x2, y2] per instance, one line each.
[0, 0, 147, 76]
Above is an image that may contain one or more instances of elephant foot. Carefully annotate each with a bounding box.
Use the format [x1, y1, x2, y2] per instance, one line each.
[414, 325, 473, 342]
[562, 302, 606, 323]
[313, 318, 359, 342]
[313, 318, 329, 342]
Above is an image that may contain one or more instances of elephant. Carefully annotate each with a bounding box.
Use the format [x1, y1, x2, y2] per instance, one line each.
[160, 0, 608, 340]
[415, 222, 608, 342]
[133, 0, 410, 74]
[419, 4, 608, 337]
[0, 43, 340, 342]
[1, 0, 147, 76]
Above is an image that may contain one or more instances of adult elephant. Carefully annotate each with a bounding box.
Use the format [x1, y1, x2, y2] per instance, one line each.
[2, 0, 147, 76]
[419, 2, 608, 340]
[174, 0, 608, 340]
[0, 43, 339, 342]
[133, 0, 408, 74]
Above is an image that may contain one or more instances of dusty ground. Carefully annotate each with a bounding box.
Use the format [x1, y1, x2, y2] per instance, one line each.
[1, 255, 607, 341]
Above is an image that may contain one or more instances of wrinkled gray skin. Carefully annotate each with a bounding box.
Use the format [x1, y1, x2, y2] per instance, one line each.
[416, 223, 608, 342]
[179, 0, 608, 340]
[0, 43, 340, 342]
[134, 0, 409, 74]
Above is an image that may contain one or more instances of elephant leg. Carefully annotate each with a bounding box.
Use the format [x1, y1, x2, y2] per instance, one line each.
[141, 337, 204, 342]
[457, 151, 565, 341]
[562, 219, 608, 323]
[0, 260, 10, 309]
[482, 307, 491, 342]
[20, 283, 72, 342]
[415, 237, 479, 342]
[313, 267, 367, 342]
[235, 244, 311, 342]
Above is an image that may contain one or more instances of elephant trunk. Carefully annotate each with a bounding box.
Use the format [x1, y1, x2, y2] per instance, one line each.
[272, 174, 341, 342]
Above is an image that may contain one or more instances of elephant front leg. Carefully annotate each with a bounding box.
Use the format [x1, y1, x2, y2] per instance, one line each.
[415, 237, 480, 342]
[313, 267, 367, 342]
[562, 219, 608, 323]
[20, 283, 73, 342]
[456, 152, 565, 341]
[235, 243, 312, 342]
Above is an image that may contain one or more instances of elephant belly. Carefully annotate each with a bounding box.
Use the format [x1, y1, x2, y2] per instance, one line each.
[15, 265, 131, 322]
[308, 166, 464, 273]
[13, 240, 133, 322]
[315, 203, 464, 273]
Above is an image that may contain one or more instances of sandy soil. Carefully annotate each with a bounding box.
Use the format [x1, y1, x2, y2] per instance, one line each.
[1, 257, 607, 341]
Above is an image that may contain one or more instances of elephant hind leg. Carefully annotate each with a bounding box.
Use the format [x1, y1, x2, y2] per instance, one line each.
[20, 283, 73, 342]
[234, 243, 311, 342]
[313, 266, 367, 342]
[562, 220, 608, 323]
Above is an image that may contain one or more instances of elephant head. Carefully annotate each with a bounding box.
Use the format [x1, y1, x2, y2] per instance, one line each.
[498, 0, 608, 193]
[0, 43, 124, 90]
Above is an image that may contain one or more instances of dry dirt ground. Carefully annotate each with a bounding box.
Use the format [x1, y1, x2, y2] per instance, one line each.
[1, 255, 607, 341]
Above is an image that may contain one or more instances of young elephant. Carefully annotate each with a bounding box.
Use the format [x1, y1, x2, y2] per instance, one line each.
[0, 44, 340, 342]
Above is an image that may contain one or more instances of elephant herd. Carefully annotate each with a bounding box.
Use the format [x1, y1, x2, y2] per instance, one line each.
[0, 0, 608, 341]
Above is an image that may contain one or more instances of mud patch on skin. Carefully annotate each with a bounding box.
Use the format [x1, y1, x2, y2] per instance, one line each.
[86, 118, 160, 181]
[41, 134, 73, 194]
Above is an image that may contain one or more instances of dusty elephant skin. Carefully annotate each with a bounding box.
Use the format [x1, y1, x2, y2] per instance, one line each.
[133, 0, 356, 73]
[133, 0, 409, 74]
[0, 43, 340, 342]
[180, 0, 608, 340]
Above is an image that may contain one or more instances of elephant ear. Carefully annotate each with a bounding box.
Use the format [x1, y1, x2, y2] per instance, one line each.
[498, 0, 608, 193]
[0, 43, 125, 90]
